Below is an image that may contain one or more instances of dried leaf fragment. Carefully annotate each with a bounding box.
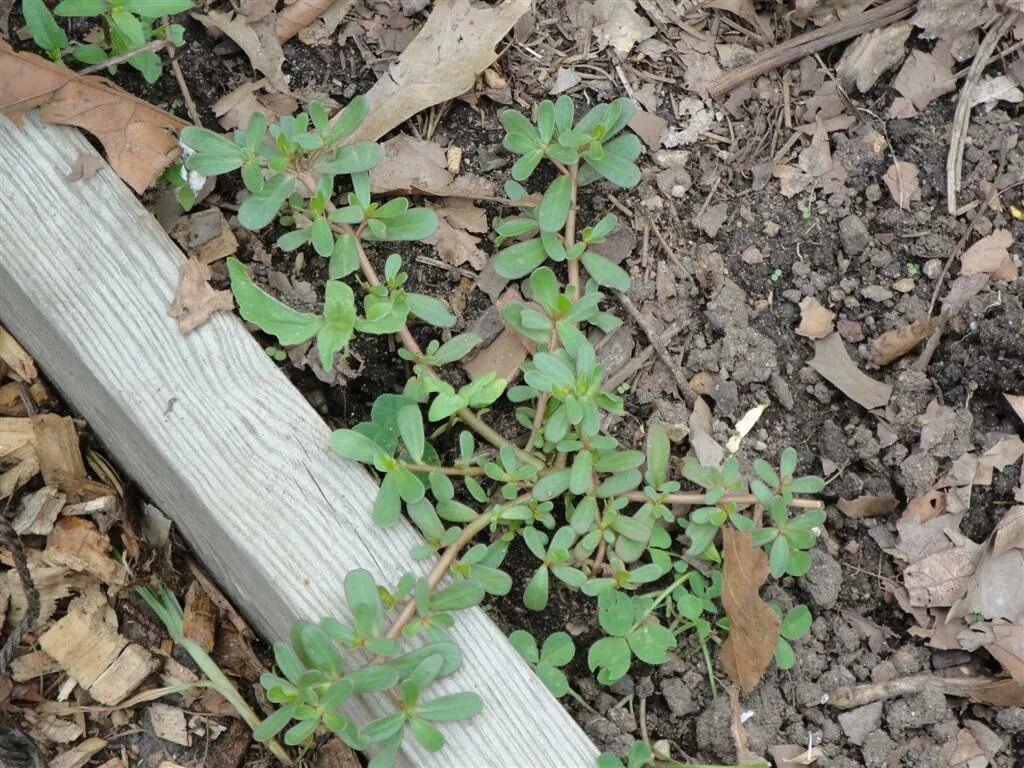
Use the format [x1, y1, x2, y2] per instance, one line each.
[796, 296, 835, 339]
[882, 160, 921, 210]
[337, 0, 529, 143]
[838, 494, 898, 519]
[194, 11, 288, 93]
[962, 229, 1016, 280]
[588, 0, 655, 56]
[868, 315, 935, 365]
[169, 259, 235, 334]
[0, 40, 186, 194]
[809, 333, 892, 410]
[721, 528, 780, 693]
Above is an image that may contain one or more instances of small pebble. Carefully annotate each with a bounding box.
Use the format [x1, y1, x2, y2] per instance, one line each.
[741, 246, 764, 264]
[860, 285, 893, 302]
[670, 184, 687, 198]
[923, 258, 943, 279]
[764, 221, 781, 237]
[865, 183, 882, 202]
[893, 278, 915, 293]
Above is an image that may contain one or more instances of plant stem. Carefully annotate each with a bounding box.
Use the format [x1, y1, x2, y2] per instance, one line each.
[181, 638, 293, 765]
[403, 462, 486, 476]
[564, 163, 580, 296]
[382, 497, 517, 641]
[79, 38, 167, 75]
[625, 491, 823, 509]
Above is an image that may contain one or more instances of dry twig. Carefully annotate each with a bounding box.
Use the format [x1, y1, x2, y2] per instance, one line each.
[946, 12, 1019, 215]
[708, 0, 917, 99]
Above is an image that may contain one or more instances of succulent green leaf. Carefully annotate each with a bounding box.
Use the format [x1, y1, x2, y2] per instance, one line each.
[538, 175, 572, 233]
[238, 173, 295, 229]
[227, 257, 321, 344]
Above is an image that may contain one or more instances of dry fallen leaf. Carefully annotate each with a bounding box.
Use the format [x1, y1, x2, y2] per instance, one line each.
[983, 619, 1024, 685]
[721, 528, 780, 693]
[904, 540, 984, 607]
[337, 0, 529, 143]
[797, 122, 833, 178]
[587, 0, 655, 56]
[809, 332, 893, 410]
[1006, 394, 1024, 425]
[370, 135, 495, 198]
[424, 216, 488, 271]
[836, 22, 911, 92]
[838, 494, 898, 519]
[911, 0, 999, 39]
[867, 315, 935, 365]
[0, 40, 187, 194]
[962, 229, 1017, 280]
[882, 160, 921, 210]
[66, 153, 104, 183]
[796, 296, 835, 339]
[892, 49, 955, 110]
[689, 396, 725, 469]
[194, 10, 288, 93]
[169, 259, 235, 334]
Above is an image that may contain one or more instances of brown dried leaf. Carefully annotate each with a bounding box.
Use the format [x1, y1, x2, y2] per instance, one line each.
[1006, 393, 1024, 425]
[370, 135, 495, 198]
[337, 0, 529, 144]
[797, 122, 833, 178]
[904, 540, 983, 607]
[893, 50, 955, 110]
[868, 315, 935, 365]
[183, 580, 217, 653]
[962, 229, 1017, 280]
[984, 619, 1024, 685]
[838, 494, 898, 519]
[809, 332, 893, 410]
[66, 153, 104, 183]
[882, 160, 921, 210]
[721, 528, 780, 693]
[169, 259, 235, 334]
[588, 0, 655, 56]
[796, 296, 835, 339]
[0, 40, 186, 194]
[911, 0, 999, 39]
[836, 22, 912, 92]
[194, 11, 288, 93]
[424, 216, 488, 271]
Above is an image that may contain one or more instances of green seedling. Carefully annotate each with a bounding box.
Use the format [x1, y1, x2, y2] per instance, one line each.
[183, 95, 825, 767]
[22, 0, 190, 81]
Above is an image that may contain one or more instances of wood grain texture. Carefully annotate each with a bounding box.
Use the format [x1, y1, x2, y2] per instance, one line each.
[0, 114, 599, 767]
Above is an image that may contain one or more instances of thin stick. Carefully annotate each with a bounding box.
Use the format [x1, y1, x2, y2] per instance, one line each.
[946, 12, 1018, 215]
[623, 490, 823, 509]
[79, 38, 167, 75]
[614, 290, 694, 405]
[707, 0, 917, 99]
[163, 15, 201, 126]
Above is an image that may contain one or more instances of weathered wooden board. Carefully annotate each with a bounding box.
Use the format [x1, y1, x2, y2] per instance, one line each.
[0, 114, 599, 767]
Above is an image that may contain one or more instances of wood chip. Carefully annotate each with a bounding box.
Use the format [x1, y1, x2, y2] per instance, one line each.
[149, 703, 191, 746]
[11, 486, 66, 535]
[46, 517, 128, 586]
[0, 416, 35, 458]
[40, 607, 156, 704]
[0, 325, 37, 381]
[809, 332, 893, 410]
[0, 442, 40, 499]
[32, 413, 110, 500]
[10, 648, 62, 681]
[50, 737, 107, 768]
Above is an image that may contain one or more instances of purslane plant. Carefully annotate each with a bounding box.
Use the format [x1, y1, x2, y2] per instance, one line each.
[21, 0, 191, 81]
[180, 94, 824, 766]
